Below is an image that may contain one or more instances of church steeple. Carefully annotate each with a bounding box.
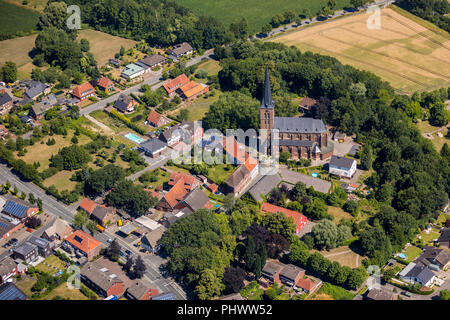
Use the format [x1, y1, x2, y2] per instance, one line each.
[260, 67, 274, 109]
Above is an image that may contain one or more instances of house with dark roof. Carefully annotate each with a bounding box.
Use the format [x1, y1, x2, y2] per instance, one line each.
[81, 262, 124, 298]
[0, 257, 18, 284]
[23, 81, 50, 100]
[398, 262, 436, 287]
[0, 92, 13, 115]
[175, 187, 210, 214]
[113, 94, 139, 113]
[1, 195, 39, 222]
[27, 235, 52, 258]
[366, 287, 398, 300]
[145, 109, 170, 127]
[279, 264, 305, 287]
[137, 54, 166, 72]
[438, 228, 450, 249]
[140, 226, 167, 254]
[91, 206, 116, 227]
[0, 282, 27, 300]
[170, 42, 193, 59]
[260, 261, 284, 287]
[12, 242, 38, 263]
[261, 68, 333, 160]
[29, 94, 58, 119]
[64, 230, 102, 260]
[139, 138, 168, 158]
[329, 155, 357, 178]
[414, 246, 450, 271]
[248, 174, 282, 203]
[126, 279, 159, 300]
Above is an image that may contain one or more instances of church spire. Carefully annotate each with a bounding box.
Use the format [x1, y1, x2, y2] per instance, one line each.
[261, 67, 274, 109]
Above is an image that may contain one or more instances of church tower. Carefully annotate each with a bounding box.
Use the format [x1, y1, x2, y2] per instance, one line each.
[260, 68, 275, 130]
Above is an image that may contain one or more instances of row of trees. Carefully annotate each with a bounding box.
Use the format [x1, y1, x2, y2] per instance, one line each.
[397, 0, 450, 33]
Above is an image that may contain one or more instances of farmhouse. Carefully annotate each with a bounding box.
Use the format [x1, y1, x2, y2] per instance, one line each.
[0, 92, 13, 115]
[72, 82, 97, 104]
[145, 109, 170, 127]
[137, 54, 166, 71]
[81, 262, 125, 298]
[121, 63, 145, 80]
[261, 202, 307, 233]
[328, 156, 357, 178]
[92, 76, 114, 92]
[113, 94, 139, 113]
[139, 138, 168, 158]
[169, 42, 193, 59]
[163, 74, 189, 96]
[261, 69, 333, 160]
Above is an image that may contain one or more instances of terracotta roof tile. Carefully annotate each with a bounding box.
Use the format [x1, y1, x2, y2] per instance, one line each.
[65, 230, 101, 254]
[261, 202, 307, 232]
[163, 74, 189, 94]
[79, 198, 98, 214]
[72, 82, 96, 99]
[163, 179, 189, 208]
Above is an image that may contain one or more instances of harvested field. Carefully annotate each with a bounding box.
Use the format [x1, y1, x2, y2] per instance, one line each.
[272, 7, 450, 94]
[315, 245, 364, 269]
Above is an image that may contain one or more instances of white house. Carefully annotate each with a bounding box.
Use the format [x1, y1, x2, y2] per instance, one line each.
[398, 262, 436, 287]
[329, 156, 357, 178]
[121, 63, 145, 80]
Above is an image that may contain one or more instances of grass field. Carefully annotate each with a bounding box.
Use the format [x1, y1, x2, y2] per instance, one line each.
[313, 282, 355, 300]
[402, 245, 422, 263]
[175, 0, 351, 34]
[272, 7, 450, 94]
[4, 0, 47, 12]
[0, 0, 39, 35]
[317, 245, 363, 269]
[0, 29, 137, 78]
[44, 283, 89, 300]
[172, 92, 221, 121]
[328, 206, 353, 222]
[36, 255, 67, 273]
[416, 120, 449, 152]
[16, 276, 36, 297]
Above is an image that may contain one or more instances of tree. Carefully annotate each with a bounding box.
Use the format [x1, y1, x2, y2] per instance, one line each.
[80, 39, 90, 52]
[223, 266, 246, 293]
[291, 181, 307, 202]
[261, 23, 272, 35]
[27, 216, 42, 229]
[51, 145, 91, 170]
[311, 220, 352, 250]
[133, 256, 147, 279]
[37, 1, 68, 30]
[360, 145, 373, 170]
[289, 239, 310, 266]
[350, 0, 366, 8]
[107, 239, 121, 261]
[1, 61, 17, 83]
[382, 268, 396, 282]
[195, 268, 224, 300]
[429, 102, 448, 127]
[346, 268, 366, 290]
[343, 200, 359, 215]
[177, 108, 190, 122]
[440, 289, 450, 300]
[124, 256, 134, 273]
[304, 198, 329, 220]
[263, 213, 296, 241]
[223, 193, 235, 213]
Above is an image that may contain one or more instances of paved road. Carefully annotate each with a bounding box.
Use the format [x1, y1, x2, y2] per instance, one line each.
[80, 49, 213, 117]
[126, 154, 170, 182]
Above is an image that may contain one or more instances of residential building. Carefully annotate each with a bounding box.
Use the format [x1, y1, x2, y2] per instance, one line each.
[438, 228, 450, 249]
[64, 230, 102, 260]
[296, 278, 321, 294]
[145, 109, 170, 127]
[0, 217, 22, 240]
[12, 242, 38, 263]
[168, 172, 200, 192]
[91, 206, 116, 227]
[414, 246, 450, 271]
[1, 195, 39, 222]
[80, 262, 125, 298]
[260, 261, 284, 286]
[174, 187, 210, 214]
[139, 138, 168, 158]
[121, 63, 145, 80]
[279, 264, 305, 287]
[398, 262, 436, 287]
[366, 288, 398, 300]
[79, 198, 98, 216]
[261, 202, 307, 233]
[0, 257, 18, 284]
[329, 156, 357, 178]
[41, 218, 73, 243]
[224, 158, 259, 196]
[27, 235, 52, 258]
[0, 282, 27, 300]
[23, 81, 50, 100]
[298, 97, 317, 113]
[126, 279, 159, 300]
[177, 81, 209, 101]
[0, 125, 9, 140]
[29, 94, 58, 119]
[157, 179, 189, 211]
[170, 42, 193, 59]
[20, 115, 33, 125]
[92, 76, 114, 92]
[72, 82, 97, 104]
[163, 74, 190, 96]
[113, 94, 139, 113]
[0, 92, 13, 115]
[261, 68, 333, 160]
[137, 54, 166, 71]
[140, 226, 167, 254]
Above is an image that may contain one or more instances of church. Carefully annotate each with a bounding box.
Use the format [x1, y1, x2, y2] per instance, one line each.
[260, 68, 334, 160]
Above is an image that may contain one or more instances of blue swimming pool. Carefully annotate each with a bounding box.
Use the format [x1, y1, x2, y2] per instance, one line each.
[125, 133, 145, 144]
[312, 172, 319, 178]
[398, 253, 407, 259]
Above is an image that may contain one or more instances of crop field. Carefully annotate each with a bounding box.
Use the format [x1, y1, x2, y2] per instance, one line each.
[175, 0, 350, 34]
[0, 0, 39, 35]
[316, 246, 364, 269]
[4, 0, 48, 12]
[272, 7, 450, 94]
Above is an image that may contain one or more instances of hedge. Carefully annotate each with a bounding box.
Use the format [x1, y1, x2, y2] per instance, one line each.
[110, 109, 146, 135]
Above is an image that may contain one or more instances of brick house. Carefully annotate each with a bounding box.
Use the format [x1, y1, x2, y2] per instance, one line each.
[81, 262, 125, 298]
[0, 92, 13, 115]
[27, 235, 52, 258]
[163, 74, 189, 96]
[145, 109, 170, 127]
[12, 242, 38, 264]
[91, 206, 116, 227]
[126, 280, 159, 300]
[279, 264, 305, 287]
[113, 94, 139, 113]
[1, 195, 39, 222]
[261, 202, 308, 233]
[260, 261, 284, 287]
[71, 82, 97, 104]
[64, 230, 102, 260]
[93, 76, 114, 92]
[177, 81, 209, 101]
[0, 218, 23, 240]
[168, 172, 200, 192]
[41, 218, 73, 243]
[0, 257, 18, 284]
[157, 179, 189, 212]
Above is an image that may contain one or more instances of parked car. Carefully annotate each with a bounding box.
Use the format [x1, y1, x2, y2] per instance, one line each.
[125, 249, 132, 256]
[402, 291, 412, 297]
[107, 238, 113, 243]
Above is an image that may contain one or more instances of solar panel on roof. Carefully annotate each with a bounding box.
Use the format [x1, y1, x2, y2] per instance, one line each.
[0, 283, 27, 300]
[0, 222, 9, 229]
[74, 235, 83, 243]
[3, 202, 27, 218]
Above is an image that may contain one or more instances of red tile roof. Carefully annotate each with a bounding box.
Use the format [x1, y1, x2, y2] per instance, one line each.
[261, 202, 307, 232]
[163, 74, 189, 94]
[163, 179, 189, 208]
[79, 198, 98, 215]
[207, 183, 218, 193]
[65, 230, 102, 254]
[72, 82, 96, 99]
[95, 76, 113, 89]
[296, 278, 318, 291]
[168, 172, 199, 191]
[147, 110, 164, 126]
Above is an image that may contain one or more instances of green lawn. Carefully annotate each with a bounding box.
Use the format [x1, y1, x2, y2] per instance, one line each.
[207, 164, 236, 185]
[420, 230, 441, 243]
[173, 92, 221, 121]
[175, 0, 351, 34]
[315, 282, 355, 300]
[0, 0, 39, 35]
[403, 245, 422, 263]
